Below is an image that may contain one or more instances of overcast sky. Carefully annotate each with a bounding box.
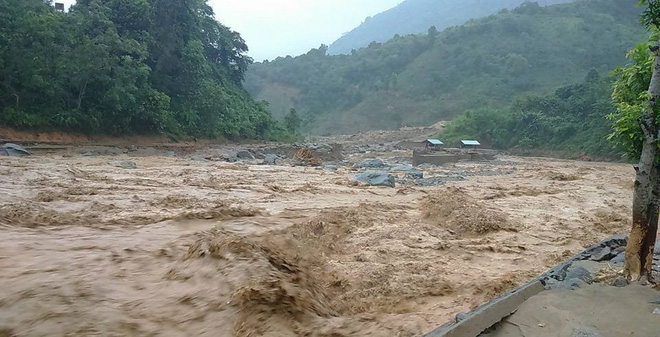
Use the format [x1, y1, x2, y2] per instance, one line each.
[211, 0, 405, 61]
[59, 0, 405, 61]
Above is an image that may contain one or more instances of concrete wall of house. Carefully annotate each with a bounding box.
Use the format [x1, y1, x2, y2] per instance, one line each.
[412, 151, 496, 166]
[413, 152, 467, 166]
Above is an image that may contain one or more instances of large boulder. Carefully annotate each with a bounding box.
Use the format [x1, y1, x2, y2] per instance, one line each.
[353, 172, 395, 188]
[262, 154, 277, 165]
[354, 158, 387, 169]
[236, 150, 255, 160]
[2, 143, 30, 157]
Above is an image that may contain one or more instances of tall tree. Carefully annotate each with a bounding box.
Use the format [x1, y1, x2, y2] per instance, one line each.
[609, 0, 660, 282]
[284, 108, 301, 134]
[0, 0, 283, 140]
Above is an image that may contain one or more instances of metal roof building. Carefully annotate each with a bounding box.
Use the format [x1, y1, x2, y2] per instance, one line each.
[460, 140, 481, 146]
[426, 139, 444, 146]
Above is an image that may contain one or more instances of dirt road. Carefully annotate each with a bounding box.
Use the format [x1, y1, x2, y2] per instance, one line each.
[0, 148, 633, 336]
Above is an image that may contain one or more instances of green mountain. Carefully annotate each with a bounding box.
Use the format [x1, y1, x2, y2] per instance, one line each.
[0, 0, 286, 140]
[245, 0, 646, 135]
[328, 0, 576, 55]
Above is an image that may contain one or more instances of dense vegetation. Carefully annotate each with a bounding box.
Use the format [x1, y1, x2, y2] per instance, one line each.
[442, 69, 622, 158]
[246, 0, 646, 135]
[328, 0, 575, 55]
[0, 0, 286, 140]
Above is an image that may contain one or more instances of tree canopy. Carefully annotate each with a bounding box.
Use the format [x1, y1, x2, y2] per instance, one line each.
[442, 69, 621, 158]
[0, 0, 285, 140]
[608, 42, 654, 159]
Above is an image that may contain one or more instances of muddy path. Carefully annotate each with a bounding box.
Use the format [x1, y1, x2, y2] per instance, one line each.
[0, 151, 634, 336]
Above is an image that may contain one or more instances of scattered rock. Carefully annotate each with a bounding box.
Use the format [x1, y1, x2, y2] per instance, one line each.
[354, 158, 387, 169]
[353, 172, 395, 188]
[455, 312, 469, 322]
[561, 278, 587, 290]
[2, 143, 30, 157]
[590, 246, 613, 262]
[236, 150, 254, 160]
[565, 265, 592, 283]
[405, 169, 424, 179]
[416, 176, 465, 187]
[126, 147, 166, 157]
[223, 152, 239, 162]
[164, 151, 177, 157]
[324, 165, 338, 171]
[572, 327, 603, 337]
[543, 278, 559, 290]
[611, 245, 626, 255]
[390, 165, 415, 172]
[454, 169, 516, 177]
[78, 146, 124, 156]
[654, 308, 660, 315]
[109, 160, 137, 169]
[605, 235, 628, 249]
[612, 276, 628, 288]
[190, 155, 208, 162]
[262, 154, 277, 165]
[611, 252, 625, 264]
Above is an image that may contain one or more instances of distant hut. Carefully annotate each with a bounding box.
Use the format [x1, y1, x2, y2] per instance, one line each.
[425, 139, 444, 150]
[55, 2, 65, 11]
[460, 140, 481, 150]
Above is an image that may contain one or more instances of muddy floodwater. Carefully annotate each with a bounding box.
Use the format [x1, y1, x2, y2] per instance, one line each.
[0, 149, 633, 336]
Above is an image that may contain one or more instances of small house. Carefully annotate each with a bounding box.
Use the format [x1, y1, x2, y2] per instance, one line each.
[460, 140, 481, 150]
[55, 2, 65, 11]
[425, 139, 444, 149]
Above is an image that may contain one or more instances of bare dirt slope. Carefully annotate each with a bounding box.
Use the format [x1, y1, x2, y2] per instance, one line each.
[0, 149, 634, 336]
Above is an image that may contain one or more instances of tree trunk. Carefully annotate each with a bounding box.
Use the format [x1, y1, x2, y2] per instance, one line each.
[624, 40, 660, 282]
[77, 80, 88, 110]
[625, 145, 657, 281]
[643, 165, 660, 279]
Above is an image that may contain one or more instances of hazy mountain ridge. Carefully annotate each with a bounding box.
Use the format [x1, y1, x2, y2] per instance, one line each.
[246, 0, 645, 135]
[328, 0, 576, 55]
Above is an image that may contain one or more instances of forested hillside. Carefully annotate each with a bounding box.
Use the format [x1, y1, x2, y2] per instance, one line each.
[246, 0, 645, 135]
[0, 0, 285, 140]
[328, 0, 575, 55]
[442, 69, 621, 158]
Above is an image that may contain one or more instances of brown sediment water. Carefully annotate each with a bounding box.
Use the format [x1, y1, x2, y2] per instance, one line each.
[0, 152, 633, 336]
